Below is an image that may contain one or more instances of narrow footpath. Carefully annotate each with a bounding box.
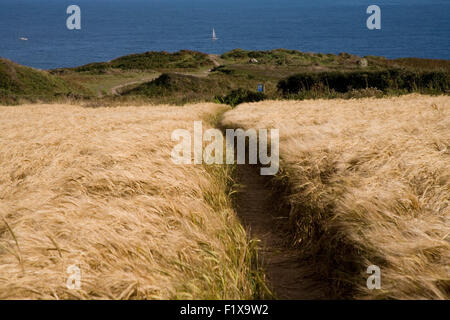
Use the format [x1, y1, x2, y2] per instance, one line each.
[235, 165, 330, 299]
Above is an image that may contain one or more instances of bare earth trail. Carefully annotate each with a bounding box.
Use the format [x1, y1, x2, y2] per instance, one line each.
[235, 165, 330, 299]
[110, 55, 221, 95]
[175, 55, 223, 78]
[106, 54, 326, 299]
[110, 75, 160, 95]
[208, 54, 221, 67]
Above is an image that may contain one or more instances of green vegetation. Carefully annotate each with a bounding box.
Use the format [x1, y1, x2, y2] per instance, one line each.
[120, 73, 234, 105]
[57, 70, 160, 97]
[222, 48, 352, 67]
[375, 57, 450, 72]
[0, 58, 91, 105]
[52, 50, 214, 74]
[215, 49, 449, 104]
[278, 70, 450, 98]
[50, 50, 215, 101]
[1, 49, 449, 106]
[215, 89, 266, 108]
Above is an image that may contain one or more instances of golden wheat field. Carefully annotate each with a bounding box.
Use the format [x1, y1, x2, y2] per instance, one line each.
[1, 95, 449, 300]
[222, 94, 450, 299]
[0, 103, 266, 300]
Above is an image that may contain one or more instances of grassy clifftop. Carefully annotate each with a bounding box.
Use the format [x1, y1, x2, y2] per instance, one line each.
[222, 49, 450, 72]
[0, 58, 90, 104]
[119, 50, 450, 106]
[2, 49, 449, 106]
[53, 50, 214, 75]
[120, 73, 235, 105]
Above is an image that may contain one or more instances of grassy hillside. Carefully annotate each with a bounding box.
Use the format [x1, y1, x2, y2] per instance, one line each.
[123, 73, 227, 97]
[220, 49, 450, 72]
[222, 49, 377, 71]
[53, 50, 214, 74]
[222, 95, 450, 299]
[2, 49, 449, 106]
[58, 70, 161, 98]
[219, 50, 450, 102]
[0, 58, 90, 104]
[121, 72, 249, 105]
[120, 49, 449, 106]
[50, 50, 216, 99]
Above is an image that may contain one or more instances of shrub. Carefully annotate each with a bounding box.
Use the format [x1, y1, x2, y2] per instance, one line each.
[277, 70, 450, 96]
[215, 89, 266, 107]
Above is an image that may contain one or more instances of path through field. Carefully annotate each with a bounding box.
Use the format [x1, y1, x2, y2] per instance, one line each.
[235, 165, 330, 299]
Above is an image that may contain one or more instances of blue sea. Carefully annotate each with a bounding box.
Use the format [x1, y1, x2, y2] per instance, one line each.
[0, 0, 449, 70]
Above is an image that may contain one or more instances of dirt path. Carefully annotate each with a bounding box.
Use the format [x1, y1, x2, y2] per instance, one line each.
[110, 56, 220, 95]
[175, 55, 222, 78]
[208, 54, 221, 67]
[235, 165, 330, 300]
[110, 76, 159, 95]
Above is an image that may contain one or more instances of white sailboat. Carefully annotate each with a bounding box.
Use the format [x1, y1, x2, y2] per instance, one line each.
[212, 28, 218, 41]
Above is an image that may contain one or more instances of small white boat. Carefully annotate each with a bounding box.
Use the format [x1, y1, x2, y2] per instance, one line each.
[19, 37, 28, 41]
[212, 28, 218, 41]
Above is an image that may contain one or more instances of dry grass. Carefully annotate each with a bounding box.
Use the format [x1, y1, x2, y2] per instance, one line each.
[222, 94, 450, 299]
[0, 103, 266, 299]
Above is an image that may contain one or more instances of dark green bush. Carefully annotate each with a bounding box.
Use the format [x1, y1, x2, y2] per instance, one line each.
[215, 88, 266, 107]
[278, 70, 450, 96]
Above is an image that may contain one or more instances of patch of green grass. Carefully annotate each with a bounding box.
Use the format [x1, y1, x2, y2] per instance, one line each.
[221, 49, 381, 71]
[52, 50, 214, 75]
[0, 58, 91, 105]
[58, 70, 161, 96]
[111, 50, 213, 71]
